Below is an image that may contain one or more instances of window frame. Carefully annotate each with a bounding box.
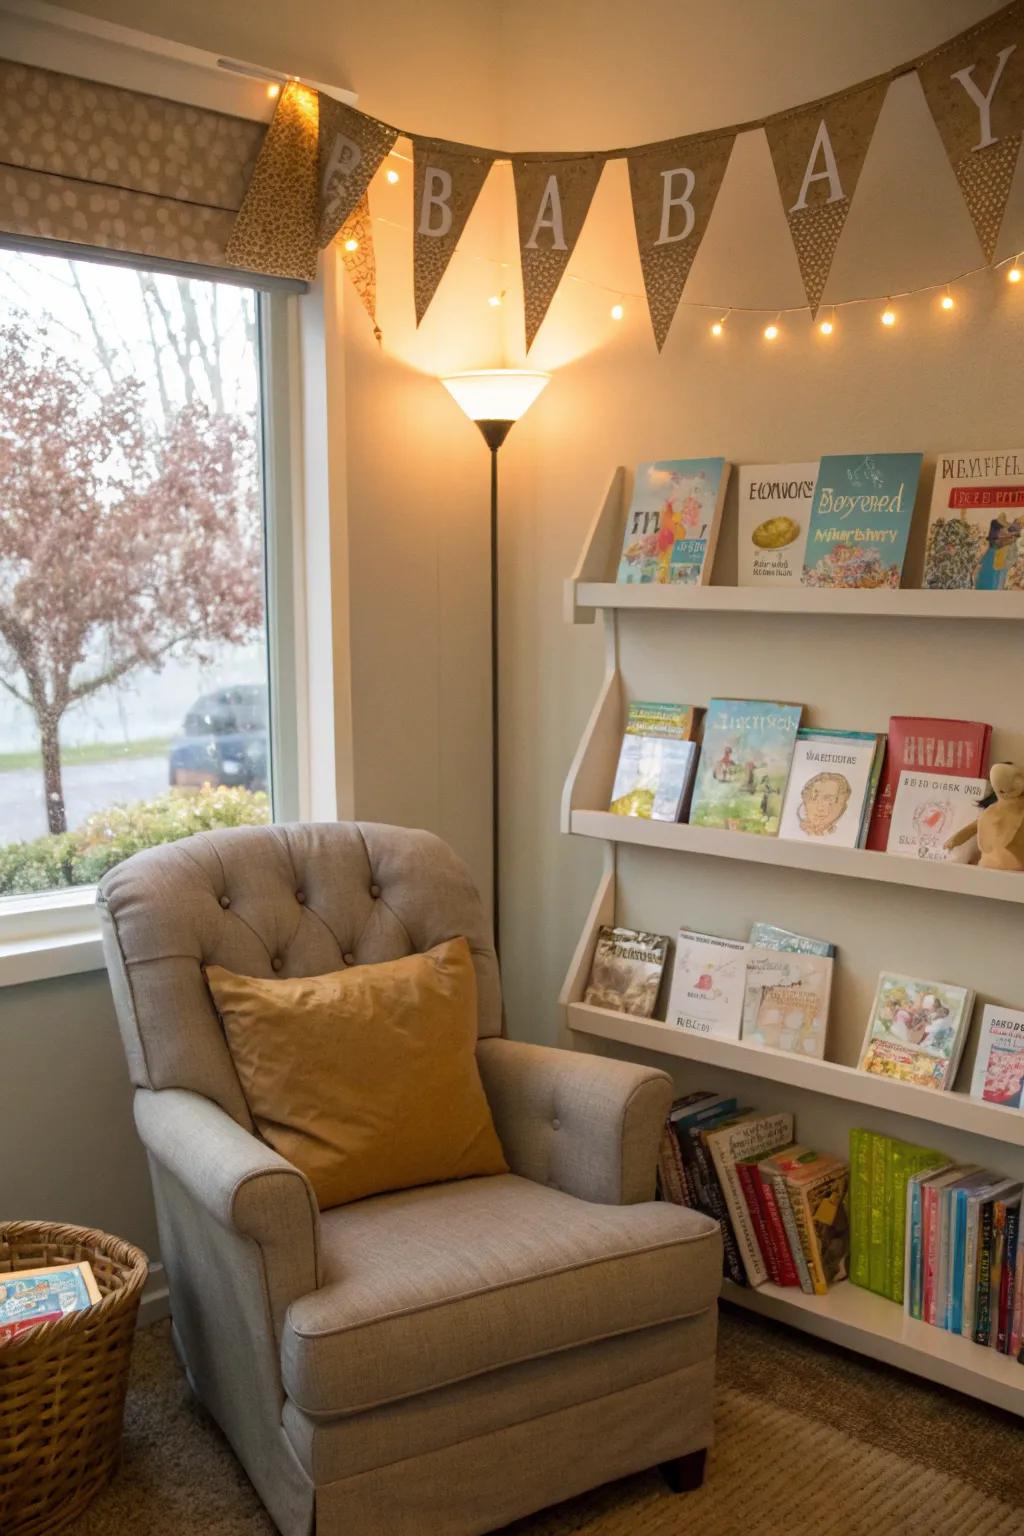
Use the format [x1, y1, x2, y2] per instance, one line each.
[0, 258, 309, 986]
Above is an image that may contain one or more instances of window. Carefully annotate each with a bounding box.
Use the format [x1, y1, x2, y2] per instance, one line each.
[0, 247, 279, 900]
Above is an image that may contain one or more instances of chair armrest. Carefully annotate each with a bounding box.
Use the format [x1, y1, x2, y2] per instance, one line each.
[477, 1037, 673, 1205]
[134, 1087, 321, 1317]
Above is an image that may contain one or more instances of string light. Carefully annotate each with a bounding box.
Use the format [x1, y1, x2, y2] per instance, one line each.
[710, 311, 728, 337]
[487, 291, 505, 308]
[1009, 258, 1022, 284]
[763, 314, 780, 341]
[881, 301, 896, 327]
[610, 301, 625, 321]
[940, 287, 955, 311]
[818, 308, 835, 336]
[385, 168, 400, 184]
[266, 82, 280, 99]
[343, 237, 359, 253]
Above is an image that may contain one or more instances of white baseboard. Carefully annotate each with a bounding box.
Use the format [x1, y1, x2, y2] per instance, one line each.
[138, 1261, 170, 1327]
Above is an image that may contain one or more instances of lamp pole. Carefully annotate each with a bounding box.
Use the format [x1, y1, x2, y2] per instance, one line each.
[440, 372, 549, 959]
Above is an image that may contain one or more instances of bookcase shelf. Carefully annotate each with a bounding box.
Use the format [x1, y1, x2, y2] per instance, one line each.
[721, 1280, 1024, 1415]
[571, 581, 1024, 622]
[569, 809, 1024, 908]
[567, 1000, 1024, 1150]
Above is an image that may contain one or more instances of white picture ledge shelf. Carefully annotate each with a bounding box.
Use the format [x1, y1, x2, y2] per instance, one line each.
[567, 1000, 1024, 1150]
[571, 582, 1024, 620]
[569, 809, 1024, 907]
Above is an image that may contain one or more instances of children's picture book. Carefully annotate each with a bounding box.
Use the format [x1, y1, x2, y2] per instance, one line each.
[864, 716, 991, 852]
[748, 922, 835, 957]
[786, 1157, 850, 1294]
[583, 926, 669, 1019]
[617, 459, 731, 586]
[741, 948, 833, 1058]
[923, 450, 1024, 590]
[778, 728, 884, 848]
[664, 929, 748, 1039]
[737, 462, 817, 586]
[608, 702, 698, 821]
[859, 972, 974, 1091]
[0, 1261, 100, 1341]
[887, 769, 989, 861]
[801, 452, 923, 589]
[689, 699, 803, 836]
[970, 1005, 1024, 1108]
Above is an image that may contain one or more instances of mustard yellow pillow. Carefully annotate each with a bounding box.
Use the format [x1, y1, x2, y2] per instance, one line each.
[205, 937, 507, 1210]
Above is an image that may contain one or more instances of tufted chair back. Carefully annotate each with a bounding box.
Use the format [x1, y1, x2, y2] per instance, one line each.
[98, 821, 501, 1128]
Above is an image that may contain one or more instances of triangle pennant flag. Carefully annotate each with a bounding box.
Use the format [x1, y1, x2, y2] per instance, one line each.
[917, 1, 1024, 262]
[413, 140, 496, 325]
[513, 156, 606, 349]
[317, 97, 397, 249]
[339, 194, 380, 340]
[224, 80, 320, 281]
[765, 79, 889, 318]
[627, 133, 736, 351]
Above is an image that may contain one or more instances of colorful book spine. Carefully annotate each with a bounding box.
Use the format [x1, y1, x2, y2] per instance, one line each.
[868, 1134, 891, 1296]
[962, 1194, 984, 1340]
[758, 1171, 801, 1287]
[973, 1203, 995, 1346]
[998, 1203, 1019, 1353]
[736, 1160, 778, 1283]
[689, 1127, 746, 1286]
[786, 1183, 825, 1294]
[1011, 1220, 1024, 1357]
[923, 1181, 944, 1325]
[849, 1129, 871, 1289]
[949, 1186, 970, 1335]
[906, 1174, 926, 1318]
[764, 1168, 813, 1293]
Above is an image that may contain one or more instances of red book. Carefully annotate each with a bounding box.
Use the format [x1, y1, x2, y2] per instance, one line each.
[758, 1169, 802, 1287]
[0, 1311, 63, 1342]
[737, 1159, 778, 1283]
[865, 716, 991, 852]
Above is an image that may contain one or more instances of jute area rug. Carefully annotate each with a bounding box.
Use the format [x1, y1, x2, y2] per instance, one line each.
[80, 1304, 1024, 1536]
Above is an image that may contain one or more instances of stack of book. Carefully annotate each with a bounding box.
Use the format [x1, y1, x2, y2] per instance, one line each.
[657, 1093, 849, 1294]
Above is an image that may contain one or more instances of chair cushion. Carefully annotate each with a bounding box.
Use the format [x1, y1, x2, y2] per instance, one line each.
[281, 1173, 721, 1416]
[204, 937, 508, 1210]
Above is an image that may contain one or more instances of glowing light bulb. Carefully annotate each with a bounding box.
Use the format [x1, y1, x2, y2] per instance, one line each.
[267, 82, 281, 99]
[385, 168, 400, 185]
[818, 318, 833, 335]
[881, 306, 896, 327]
[763, 322, 779, 341]
[343, 237, 359, 253]
[940, 290, 955, 311]
[610, 302, 624, 321]
[1009, 262, 1022, 283]
[710, 320, 723, 337]
[487, 293, 503, 308]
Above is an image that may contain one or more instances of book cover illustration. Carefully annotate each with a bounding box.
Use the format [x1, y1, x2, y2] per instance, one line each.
[778, 729, 882, 849]
[923, 450, 1024, 590]
[970, 1005, 1024, 1107]
[609, 702, 698, 821]
[801, 452, 923, 589]
[795, 1162, 850, 1293]
[887, 769, 989, 861]
[859, 972, 974, 1091]
[748, 921, 834, 957]
[617, 459, 730, 586]
[742, 948, 833, 1058]
[583, 926, 669, 1019]
[689, 698, 803, 836]
[737, 462, 817, 586]
[0, 1261, 100, 1342]
[865, 716, 991, 852]
[664, 929, 748, 1039]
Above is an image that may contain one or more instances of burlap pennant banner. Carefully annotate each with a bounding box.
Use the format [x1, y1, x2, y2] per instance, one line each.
[339, 194, 380, 339]
[513, 156, 606, 349]
[627, 133, 736, 350]
[765, 80, 889, 318]
[224, 81, 320, 282]
[317, 97, 397, 249]
[412, 141, 496, 324]
[917, 0, 1024, 262]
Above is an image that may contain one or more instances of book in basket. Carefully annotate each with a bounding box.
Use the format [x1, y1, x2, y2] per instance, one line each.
[0, 1260, 100, 1342]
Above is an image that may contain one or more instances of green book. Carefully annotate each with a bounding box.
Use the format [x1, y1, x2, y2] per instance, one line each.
[849, 1129, 872, 1289]
[887, 1140, 948, 1302]
[868, 1134, 892, 1296]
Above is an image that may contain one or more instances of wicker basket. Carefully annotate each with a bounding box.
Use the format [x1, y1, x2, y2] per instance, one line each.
[0, 1221, 149, 1536]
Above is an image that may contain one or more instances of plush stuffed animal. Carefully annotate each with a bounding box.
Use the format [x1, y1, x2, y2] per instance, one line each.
[945, 762, 1024, 871]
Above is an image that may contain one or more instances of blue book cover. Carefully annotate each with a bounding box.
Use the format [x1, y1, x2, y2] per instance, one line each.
[617, 459, 730, 586]
[748, 922, 834, 958]
[690, 699, 803, 836]
[801, 453, 923, 589]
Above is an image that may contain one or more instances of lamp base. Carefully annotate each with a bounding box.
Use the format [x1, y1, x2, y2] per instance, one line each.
[473, 419, 515, 452]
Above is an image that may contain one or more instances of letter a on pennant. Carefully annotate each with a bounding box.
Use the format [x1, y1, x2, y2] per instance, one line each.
[918, 4, 1024, 262]
[627, 133, 736, 350]
[765, 79, 888, 318]
[413, 140, 496, 324]
[513, 156, 606, 349]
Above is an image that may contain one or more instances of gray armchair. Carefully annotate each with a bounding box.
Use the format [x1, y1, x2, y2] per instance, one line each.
[99, 822, 720, 1536]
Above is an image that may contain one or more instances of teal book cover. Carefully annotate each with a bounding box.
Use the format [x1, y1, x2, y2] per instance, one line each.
[689, 698, 803, 836]
[801, 453, 923, 589]
[617, 459, 730, 586]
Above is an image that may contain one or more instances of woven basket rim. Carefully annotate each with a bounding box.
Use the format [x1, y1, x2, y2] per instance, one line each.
[0, 1220, 148, 1352]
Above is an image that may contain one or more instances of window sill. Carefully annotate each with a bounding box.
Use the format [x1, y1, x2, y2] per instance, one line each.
[0, 889, 105, 988]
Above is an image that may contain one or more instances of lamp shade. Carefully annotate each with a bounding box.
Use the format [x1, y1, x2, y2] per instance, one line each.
[441, 369, 549, 425]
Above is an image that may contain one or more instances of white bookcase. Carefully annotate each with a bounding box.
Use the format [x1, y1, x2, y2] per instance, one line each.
[559, 467, 1024, 1416]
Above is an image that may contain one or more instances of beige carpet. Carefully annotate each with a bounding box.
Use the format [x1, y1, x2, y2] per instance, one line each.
[79, 1304, 1024, 1536]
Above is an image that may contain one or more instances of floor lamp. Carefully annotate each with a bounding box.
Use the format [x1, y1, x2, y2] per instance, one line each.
[440, 369, 550, 955]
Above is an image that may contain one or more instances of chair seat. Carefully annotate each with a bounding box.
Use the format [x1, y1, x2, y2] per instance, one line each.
[281, 1173, 720, 1417]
